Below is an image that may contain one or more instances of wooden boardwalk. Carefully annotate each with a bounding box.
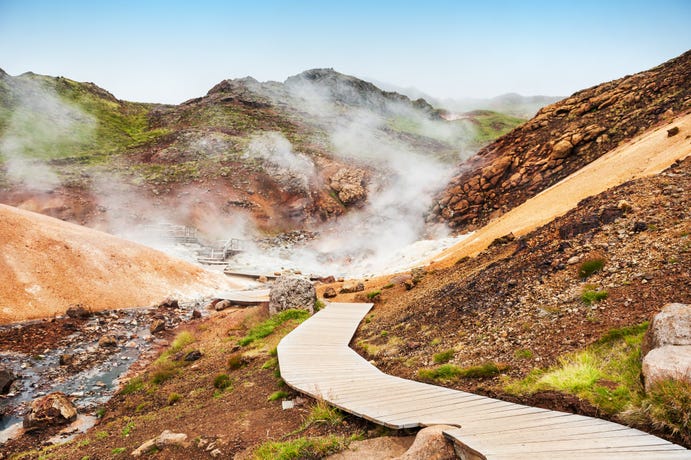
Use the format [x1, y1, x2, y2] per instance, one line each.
[277, 302, 691, 459]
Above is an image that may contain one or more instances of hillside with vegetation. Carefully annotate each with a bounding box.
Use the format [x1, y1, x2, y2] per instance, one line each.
[0, 68, 524, 236]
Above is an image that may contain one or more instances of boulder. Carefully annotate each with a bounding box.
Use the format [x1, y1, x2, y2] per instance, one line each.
[642, 303, 691, 356]
[340, 282, 365, 294]
[323, 287, 338, 298]
[396, 425, 457, 460]
[157, 298, 179, 309]
[23, 392, 77, 431]
[214, 300, 232, 311]
[184, 350, 202, 362]
[642, 345, 691, 391]
[329, 168, 367, 205]
[269, 275, 316, 316]
[65, 304, 91, 319]
[131, 430, 189, 457]
[98, 335, 118, 348]
[0, 367, 17, 394]
[150, 319, 166, 334]
[325, 436, 414, 459]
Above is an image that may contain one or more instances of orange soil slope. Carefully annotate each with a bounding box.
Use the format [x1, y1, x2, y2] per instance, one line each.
[0, 204, 243, 323]
[431, 112, 691, 268]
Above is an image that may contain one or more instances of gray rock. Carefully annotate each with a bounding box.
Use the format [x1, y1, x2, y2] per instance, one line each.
[642, 303, 691, 356]
[269, 275, 315, 316]
[642, 345, 691, 391]
[214, 300, 232, 311]
[23, 392, 77, 431]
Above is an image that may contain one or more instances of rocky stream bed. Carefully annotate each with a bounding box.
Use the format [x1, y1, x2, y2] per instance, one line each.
[0, 299, 208, 445]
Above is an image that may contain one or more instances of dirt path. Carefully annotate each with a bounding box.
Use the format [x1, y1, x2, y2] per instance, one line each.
[430, 113, 691, 268]
[0, 204, 247, 323]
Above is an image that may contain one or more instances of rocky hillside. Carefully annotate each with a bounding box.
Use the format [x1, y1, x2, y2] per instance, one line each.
[430, 50, 691, 232]
[0, 68, 523, 236]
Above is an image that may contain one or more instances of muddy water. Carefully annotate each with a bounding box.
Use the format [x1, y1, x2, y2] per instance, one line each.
[0, 301, 207, 445]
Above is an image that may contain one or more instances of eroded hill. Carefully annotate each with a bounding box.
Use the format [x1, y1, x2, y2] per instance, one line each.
[430, 50, 691, 231]
[0, 204, 243, 323]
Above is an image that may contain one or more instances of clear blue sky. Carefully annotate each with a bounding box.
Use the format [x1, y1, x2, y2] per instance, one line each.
[0, 0, 689, 103]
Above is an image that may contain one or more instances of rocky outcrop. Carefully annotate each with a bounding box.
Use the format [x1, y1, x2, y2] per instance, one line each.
[269, 275, 316, 316]
[329, 168, 367, 205]
[641, 303, 691, 391]
[430, 50, 691, 231]
[23, 392, 77, 431]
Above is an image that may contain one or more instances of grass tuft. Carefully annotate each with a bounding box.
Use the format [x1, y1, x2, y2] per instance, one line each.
[433, 349, 455, 364]
[120, 377, 144, 395]
[305, 399, 344, 426]
[252, 435, 355, 460]
[581, 286, 608, 305]
[170, 331, 195, 353]
[239, 309, 310, 347]
[214, 374, 232, 390]
[418, 362, 504, 381]
[268, 391, 290, 402]
[578, 258, 605, 279]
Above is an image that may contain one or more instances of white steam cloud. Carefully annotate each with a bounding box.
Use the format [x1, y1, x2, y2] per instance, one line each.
[0, 78, 95, 191]
[244, 131, 317, 192]
[227, 76, 476, 278]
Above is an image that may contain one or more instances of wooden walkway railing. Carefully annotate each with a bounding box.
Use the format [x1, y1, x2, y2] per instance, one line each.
[277, 302, 691, 459]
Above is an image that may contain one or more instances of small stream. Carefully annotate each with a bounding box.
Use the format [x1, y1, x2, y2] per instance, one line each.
[0, 301, 207, 445]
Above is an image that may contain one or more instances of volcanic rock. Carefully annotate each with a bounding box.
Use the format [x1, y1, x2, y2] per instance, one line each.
[323, 287, 338, 298]
[340, 282, 365, 294]
[0, 367, 17, 394]
[329, 168, 367, 205]
[157, 298, 179, 309]
[184, 350, 202, 362]
[150, 319, 166, 334]
[65, 305, 91, 319]
[23, 392, 77, 431]
[98, 335, 118, 348]
[269, 275, 316, 316]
